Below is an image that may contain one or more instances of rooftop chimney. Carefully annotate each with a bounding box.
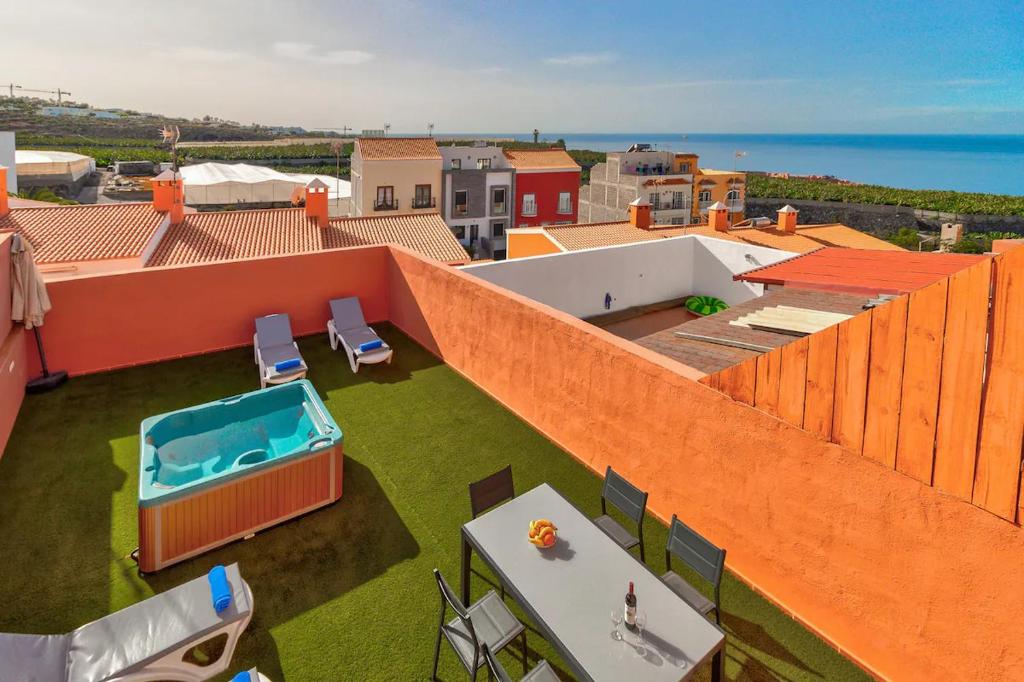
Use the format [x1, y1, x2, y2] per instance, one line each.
[305, 179, 329, 228]
[777, 205, 798, 233]
[628, 197, 652, 230]
[708, 201, 729, 232]
[0, 166, 8, 218]
[152, 170, 184, 225]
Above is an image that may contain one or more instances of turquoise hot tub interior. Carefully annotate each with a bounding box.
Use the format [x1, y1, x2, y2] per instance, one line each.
[139, 380, 341, 505]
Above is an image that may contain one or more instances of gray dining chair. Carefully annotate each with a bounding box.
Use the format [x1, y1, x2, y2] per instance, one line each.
[593, 465, 648, 562]
[431, 569, 527, 681]
[481, 642, 559, 682]
[469, 465, 515, 519]
[661, 514, 726, 624]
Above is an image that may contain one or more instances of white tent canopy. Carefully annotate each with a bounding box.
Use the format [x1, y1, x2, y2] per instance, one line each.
[16, 150, 95, 182]
[180, 162, 350, 213]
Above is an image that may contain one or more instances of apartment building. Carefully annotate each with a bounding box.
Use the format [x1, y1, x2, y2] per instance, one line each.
[504, 149, 581, 228]
[579, 144, 745, 226]
[350, 137, 442, 217]
[439, 144, 513, 260]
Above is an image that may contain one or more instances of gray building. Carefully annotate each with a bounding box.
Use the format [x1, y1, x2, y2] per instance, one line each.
[440, 143, 513, 260]
[579, 145, 699, 225]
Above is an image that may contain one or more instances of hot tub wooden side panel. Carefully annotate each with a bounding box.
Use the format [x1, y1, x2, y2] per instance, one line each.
[139, 444, 343, 572]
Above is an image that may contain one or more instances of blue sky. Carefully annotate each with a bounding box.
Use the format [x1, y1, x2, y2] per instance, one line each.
[2, 0, 1021, 133]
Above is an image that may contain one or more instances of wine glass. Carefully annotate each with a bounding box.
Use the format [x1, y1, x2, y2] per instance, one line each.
[633, 611, 647, 655]
[610, 609, 623, 641]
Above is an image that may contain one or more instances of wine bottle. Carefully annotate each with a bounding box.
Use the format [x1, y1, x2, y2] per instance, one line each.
[624, 581, 637, 631]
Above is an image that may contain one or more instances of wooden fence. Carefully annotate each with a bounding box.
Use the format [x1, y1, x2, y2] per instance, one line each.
[701, 246, 1024, 523]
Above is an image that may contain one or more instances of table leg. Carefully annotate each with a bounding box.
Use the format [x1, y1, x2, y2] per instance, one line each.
[711, 646, 723, 682]
[461, 529, 472, 605]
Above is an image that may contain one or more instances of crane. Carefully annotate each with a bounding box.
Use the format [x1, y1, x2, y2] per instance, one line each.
[17, 87, 72, 103]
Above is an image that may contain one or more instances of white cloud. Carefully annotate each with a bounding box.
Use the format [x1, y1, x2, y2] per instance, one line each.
[544, 52, 617, 66]
[169, 46, 242, 62]
[272, 42, 374, 65]
[633, 78, 803, 91]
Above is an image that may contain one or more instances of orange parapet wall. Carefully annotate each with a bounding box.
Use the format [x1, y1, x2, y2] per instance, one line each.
[0, 235, 26, 459]
[506, 231, 562, 259]
[387, 245, 1024, 681]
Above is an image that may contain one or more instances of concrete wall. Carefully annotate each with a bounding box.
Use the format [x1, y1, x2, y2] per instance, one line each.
[34, 245, 391, 376]
[465, 235, 794, 317]
[387, 245, 1024, 681]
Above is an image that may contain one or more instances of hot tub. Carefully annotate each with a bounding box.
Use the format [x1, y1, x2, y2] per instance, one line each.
[137, 380, 343, 572]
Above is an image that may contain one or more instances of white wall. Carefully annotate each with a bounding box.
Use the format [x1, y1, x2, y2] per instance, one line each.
[0, 132, 17, 193]
[463, 234, 797, 318]
[464, 237, 696, 319]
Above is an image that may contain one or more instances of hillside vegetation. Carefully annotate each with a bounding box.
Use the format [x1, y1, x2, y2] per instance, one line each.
[747, 175, 1024, 217]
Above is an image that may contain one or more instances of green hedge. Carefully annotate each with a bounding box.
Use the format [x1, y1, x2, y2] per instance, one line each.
[747, 175, 1024, 217]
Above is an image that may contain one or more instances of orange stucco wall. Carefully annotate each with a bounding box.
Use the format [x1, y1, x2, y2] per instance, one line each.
[0, 235, 26, 458]
[506, 232, 562, 259]
[387, 245, 1024, 681]
[36, 246, 391, 376]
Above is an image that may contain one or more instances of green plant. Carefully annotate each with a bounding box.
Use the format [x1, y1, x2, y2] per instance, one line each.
[15, 188, 78, 205]
[889, 227, 923, 249]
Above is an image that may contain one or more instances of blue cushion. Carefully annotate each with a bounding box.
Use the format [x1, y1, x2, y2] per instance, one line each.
[359, 339, 383, 353]
[208, 565, 232, 613]
[274, 358, 302, 372]
[231, 672, 252, 682]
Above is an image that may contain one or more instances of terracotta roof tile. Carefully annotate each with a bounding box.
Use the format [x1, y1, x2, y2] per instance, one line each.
[148, 208, 468, 267]
[735, 247, 988, 295]
[357, 137, 441, 160]
[0, 203, 164, 264]
[503, 149, 580, 171]
[540, 220, 903, 254]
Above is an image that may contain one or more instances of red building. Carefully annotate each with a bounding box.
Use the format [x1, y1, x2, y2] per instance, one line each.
[505, 150, 581, 227]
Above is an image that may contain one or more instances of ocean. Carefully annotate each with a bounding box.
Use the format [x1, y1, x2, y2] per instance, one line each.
[486, 133, 1024, 196]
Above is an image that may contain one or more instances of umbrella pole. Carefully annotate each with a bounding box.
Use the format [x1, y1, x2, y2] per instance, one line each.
[26, 326, 68, 393]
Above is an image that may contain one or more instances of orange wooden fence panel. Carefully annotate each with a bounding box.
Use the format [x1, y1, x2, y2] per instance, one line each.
[777, 337, 809, 427]
[863, 297, 909, 467]
[754, 348, 782, 417]
[974, 248, 1024, 521]
[804, 326, 838, 440]
[720, 359, 756, 405]
[895, 279, 949, 484]
[832, 313, 872, 454]
[933, 259, 992, 500]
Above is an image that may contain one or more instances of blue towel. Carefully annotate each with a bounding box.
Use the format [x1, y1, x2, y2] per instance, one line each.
[231, 672, 252, 682]
[359, 339, 383, 353]
[208, 565, 232, 613]
[274, 358, 301, 372]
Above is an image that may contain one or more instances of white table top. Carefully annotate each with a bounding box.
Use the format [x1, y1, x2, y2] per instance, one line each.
[463, 484, 724, 682]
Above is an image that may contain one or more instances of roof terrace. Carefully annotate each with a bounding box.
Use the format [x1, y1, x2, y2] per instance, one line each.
[0, 238, 1021, 680]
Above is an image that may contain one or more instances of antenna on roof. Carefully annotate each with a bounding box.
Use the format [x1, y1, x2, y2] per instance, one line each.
[533, 128, 539, 144]
[734, 150, 747, 171]
[384, 123, 391, 137]
[427, 122, 434, 137]
[159, 125, 181, 171]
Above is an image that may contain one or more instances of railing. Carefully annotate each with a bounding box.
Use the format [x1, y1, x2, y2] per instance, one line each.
[454, 205, 468, 217]
[670, 201, 691, 211]
[726, 200, 744, 212]
[492, 203, 506, 215]
[557, 203, 573, 215]
[698, 200, 713, 211]
[701, 251, 1024, 524]
[522, 204, 537, 217]
[412, 197, 436, 209]
[374, 199, 399, 211]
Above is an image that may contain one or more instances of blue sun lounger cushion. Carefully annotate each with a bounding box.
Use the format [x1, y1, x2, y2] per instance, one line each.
[358, 339, 383, 353]
[231, 671, 253, 682]
[208, 565, 233, 613]
[274, 358, 302, 372]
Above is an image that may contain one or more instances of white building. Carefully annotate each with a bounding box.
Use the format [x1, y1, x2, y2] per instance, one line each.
[0, 132, 15, 193]
[439, 143, 513, 260]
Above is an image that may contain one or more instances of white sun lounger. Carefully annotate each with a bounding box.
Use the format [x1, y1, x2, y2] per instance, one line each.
[327, 297, 393, 374]
[0, 562, 253, 681]
[254, 313, 308, 389]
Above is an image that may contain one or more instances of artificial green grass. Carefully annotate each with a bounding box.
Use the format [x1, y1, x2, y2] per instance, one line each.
[0, 327, 868, 681]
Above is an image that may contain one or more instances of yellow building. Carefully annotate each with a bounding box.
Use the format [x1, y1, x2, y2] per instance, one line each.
[350, 138, 443, 216]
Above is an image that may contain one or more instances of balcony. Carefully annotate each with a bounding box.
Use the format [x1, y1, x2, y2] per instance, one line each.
[453, 204, 468, 217]
[0, 240, 1006, 680]
[411, 197, 436, 209]
[698, 200, 713, 212]
[374, 199, 399, 211]
[727, 200, 744, 212]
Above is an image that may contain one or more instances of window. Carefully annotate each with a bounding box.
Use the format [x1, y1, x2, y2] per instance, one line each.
[557, 192, 572, 214]
[491, 187, 506, 215]
[469, 225, 479, 244]
[522, 193, 537, 216]
[451, 158, 461, 170]
[493, 249, 507, 260]
[648, 192, 661, 210]
[726, 189, 742, 211]
[698, 190, 712, 202]
[452, 225, 466, 240]
[375, 186, 395, 210]
[477, 158, 491, 170]
[414, 184, 433, 208]
[454, 190, 468, 217]
[492, 221, 506, 238]
[670, 217, 691, 225]
[671, 191, 686, 210]
[679, 162, 690, 174]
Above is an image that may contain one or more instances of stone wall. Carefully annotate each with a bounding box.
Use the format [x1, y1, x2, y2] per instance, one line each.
[747, 198, 1024, 236]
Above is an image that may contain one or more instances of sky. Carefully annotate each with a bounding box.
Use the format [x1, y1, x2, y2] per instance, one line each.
[2, 0, 1022, 134]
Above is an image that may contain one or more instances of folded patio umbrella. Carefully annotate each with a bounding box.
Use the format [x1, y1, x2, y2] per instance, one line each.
[10, 233, 66, 392]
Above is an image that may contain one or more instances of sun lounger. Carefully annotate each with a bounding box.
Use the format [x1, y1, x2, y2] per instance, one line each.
[0, 562, 253, 681]
[254, 313, 308, 388]
[327, 297, 393, 373]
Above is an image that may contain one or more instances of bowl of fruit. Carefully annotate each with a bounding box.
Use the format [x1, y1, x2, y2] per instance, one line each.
[528, 519, 558, 549]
